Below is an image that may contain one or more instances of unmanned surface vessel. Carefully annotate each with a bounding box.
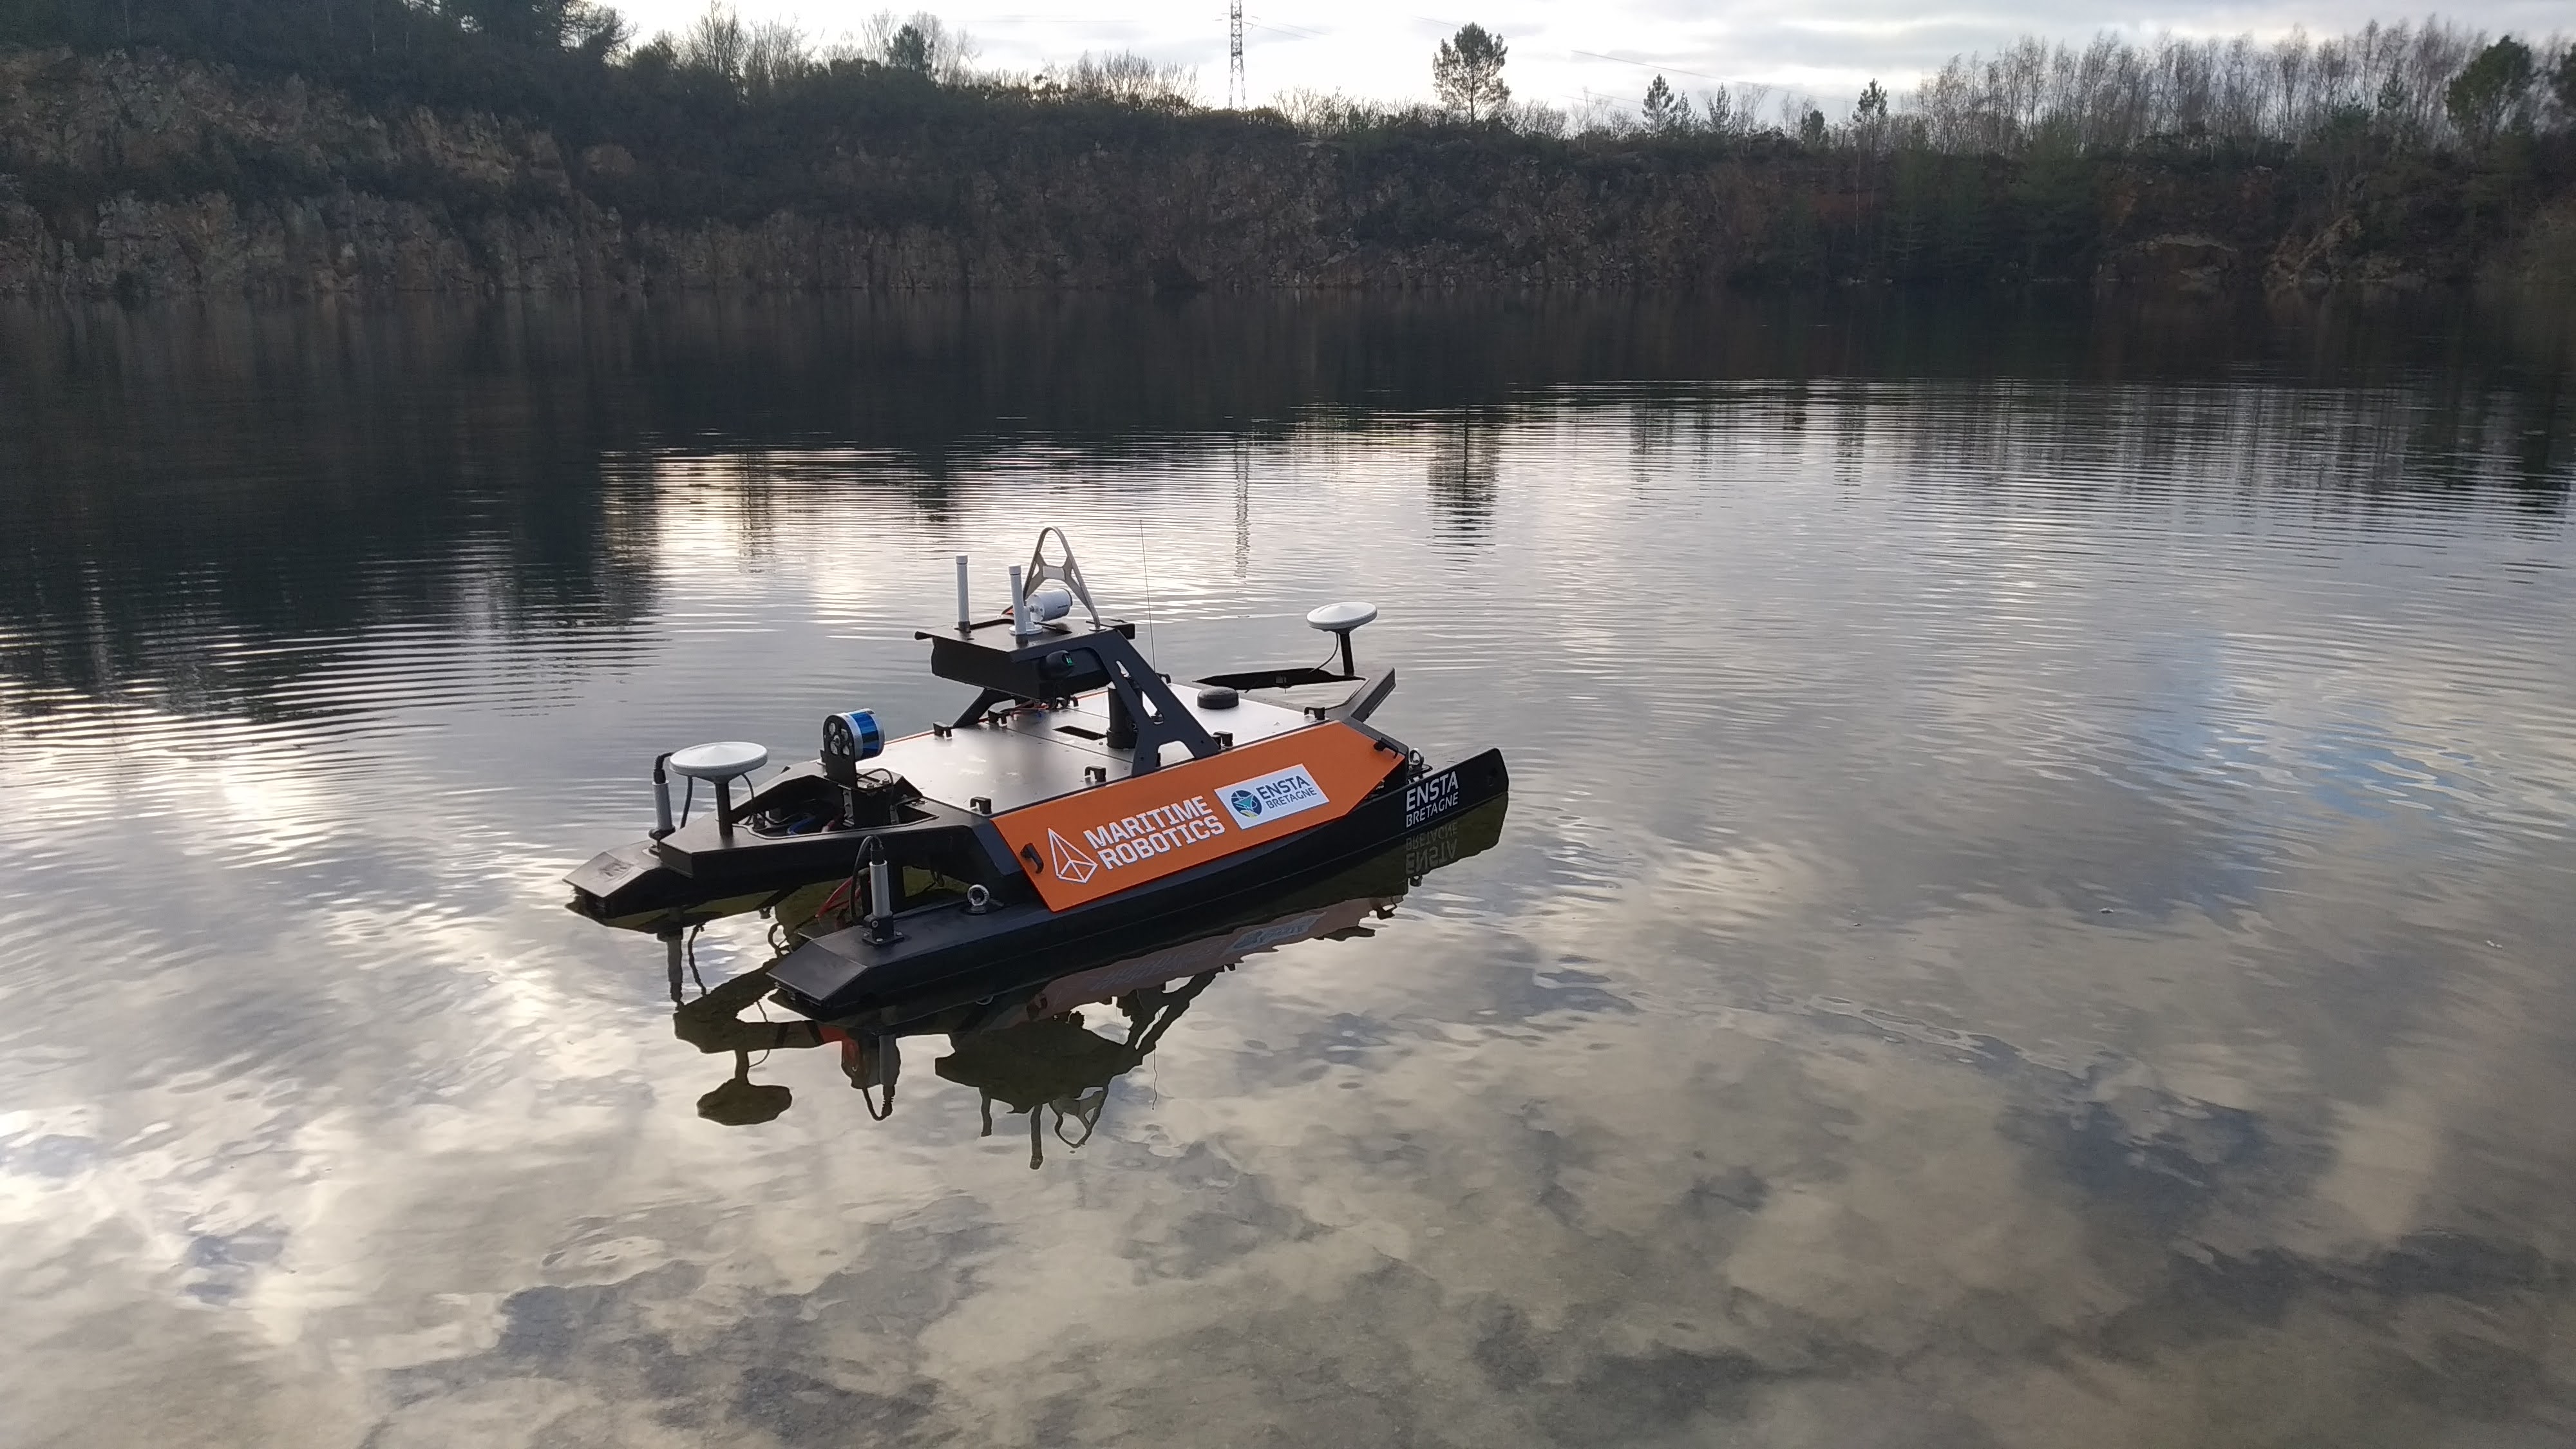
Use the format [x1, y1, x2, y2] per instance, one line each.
[566, 528, 1507, 1014]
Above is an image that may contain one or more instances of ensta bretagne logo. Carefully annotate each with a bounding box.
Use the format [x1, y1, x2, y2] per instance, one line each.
[1217, 766, 1327, 829]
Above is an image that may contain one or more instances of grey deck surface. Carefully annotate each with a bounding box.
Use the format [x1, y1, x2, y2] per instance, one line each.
[876, 689, 1314, 813]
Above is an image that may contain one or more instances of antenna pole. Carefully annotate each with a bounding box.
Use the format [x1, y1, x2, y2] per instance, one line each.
[1233, 444, 1250, 578]
[1228, 1, 1245, 108]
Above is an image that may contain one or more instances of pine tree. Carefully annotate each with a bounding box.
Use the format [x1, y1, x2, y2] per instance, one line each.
[887, 23, 931, 73]
[2445, 37, 2535, 144]
[1642, 73, 1689, 131]
[1432, 23, 1508, 122]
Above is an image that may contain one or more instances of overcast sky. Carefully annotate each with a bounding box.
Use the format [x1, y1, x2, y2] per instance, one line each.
[607, 1, 2568, 114]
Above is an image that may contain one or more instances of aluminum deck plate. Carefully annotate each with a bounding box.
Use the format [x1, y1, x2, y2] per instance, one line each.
[875, 690, 1314, 814]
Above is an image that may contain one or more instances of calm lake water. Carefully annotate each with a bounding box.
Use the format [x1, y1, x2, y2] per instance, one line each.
[4, 294, 2575, 1448]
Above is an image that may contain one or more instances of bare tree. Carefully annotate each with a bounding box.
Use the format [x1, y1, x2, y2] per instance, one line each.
[1271, 88, 1447, 131]
[858, 11, 980, 82]
[1903, 21, 2500, 153]
[1689, 86, 1780, 138]
[1042, 52, 1198, 110]
[681, 2, 748, 84]
[1508, 99, 1569, 137]
[1433, 23, 1509, 122]
[565, 3, 629, 59]
[743, 17, 811, 96]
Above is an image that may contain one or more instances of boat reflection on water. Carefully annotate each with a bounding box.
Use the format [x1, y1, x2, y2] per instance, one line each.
[668, 797, 1505, 1161]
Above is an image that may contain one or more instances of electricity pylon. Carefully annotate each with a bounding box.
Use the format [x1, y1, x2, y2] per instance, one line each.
[1228, 2, 1245, 108]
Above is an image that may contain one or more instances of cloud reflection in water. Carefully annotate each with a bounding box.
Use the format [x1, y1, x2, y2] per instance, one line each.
[1, 296, 2571, 1446]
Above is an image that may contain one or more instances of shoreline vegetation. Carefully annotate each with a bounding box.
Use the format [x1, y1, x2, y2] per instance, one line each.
[1, 2, 2572, 298]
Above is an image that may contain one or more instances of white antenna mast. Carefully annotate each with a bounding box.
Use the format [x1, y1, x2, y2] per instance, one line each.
[1136, 511, 1159, 665]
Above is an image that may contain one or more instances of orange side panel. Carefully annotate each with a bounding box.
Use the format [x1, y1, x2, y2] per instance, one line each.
[992, 722, 1401, 911]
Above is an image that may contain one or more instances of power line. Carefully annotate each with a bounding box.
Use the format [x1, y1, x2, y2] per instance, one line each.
[1566, 49, 1738, 86]
[1247, 14, 1330, 40]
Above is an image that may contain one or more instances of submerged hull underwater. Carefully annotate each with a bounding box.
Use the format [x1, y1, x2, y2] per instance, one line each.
[769, 746, 1508, 1014]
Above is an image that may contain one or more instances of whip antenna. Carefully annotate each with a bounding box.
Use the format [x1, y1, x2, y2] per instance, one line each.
[1136, 509, 1158, 665]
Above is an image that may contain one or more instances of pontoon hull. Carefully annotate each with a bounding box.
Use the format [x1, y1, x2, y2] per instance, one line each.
[768, 748, 1508, 1015]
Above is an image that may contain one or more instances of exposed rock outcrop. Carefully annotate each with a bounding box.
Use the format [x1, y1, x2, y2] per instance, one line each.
[2097, 234, 2239, 296]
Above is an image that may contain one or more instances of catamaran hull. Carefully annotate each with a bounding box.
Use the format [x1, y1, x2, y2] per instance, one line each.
[768, 748, 1508, 1015]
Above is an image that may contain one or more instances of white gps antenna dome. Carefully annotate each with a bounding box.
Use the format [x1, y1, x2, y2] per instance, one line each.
[1306, 600, 1377, 677]
[667, 741, 770, 780]
[651, 741, 770, 842]
[1306, 601, 1377, 632]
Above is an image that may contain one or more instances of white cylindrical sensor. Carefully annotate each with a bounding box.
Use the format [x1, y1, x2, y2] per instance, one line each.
[955, 553, 971, 629]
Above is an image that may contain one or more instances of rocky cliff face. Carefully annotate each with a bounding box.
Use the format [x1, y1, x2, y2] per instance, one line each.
[0, 48, 2562, 298]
